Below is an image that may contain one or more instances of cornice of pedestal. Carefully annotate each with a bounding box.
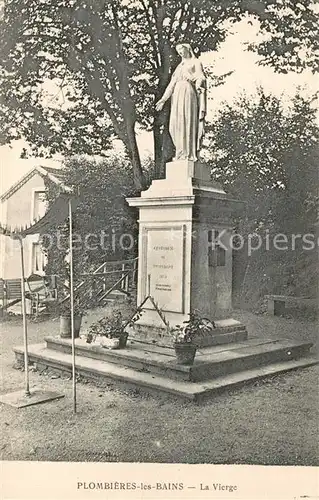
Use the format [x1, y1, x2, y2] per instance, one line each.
[126, 160, 246, 213]
[127, 160, 229, 204]
[126, 194, 195, 208]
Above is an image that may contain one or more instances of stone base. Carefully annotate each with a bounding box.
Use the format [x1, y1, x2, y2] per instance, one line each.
[13, 336, 317, 402]
[0, 388, 64, 408]
[127, 159, 246, 325]
[127, 317, 248, 347]
[139, 160, 226, 198]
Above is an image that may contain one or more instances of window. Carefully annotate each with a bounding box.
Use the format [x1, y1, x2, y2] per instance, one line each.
[32, 191, 47, 221]
[31, 242, 45, 275]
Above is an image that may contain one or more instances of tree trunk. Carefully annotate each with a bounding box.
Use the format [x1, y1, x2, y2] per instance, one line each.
[126, 119, 145, 191]
[162, 119, 174, 168]
[153, 118, 164, 179]
[153, 40, 178, 178]
[153, 111, 174, 179]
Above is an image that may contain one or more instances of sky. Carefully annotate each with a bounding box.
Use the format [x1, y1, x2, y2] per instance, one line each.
[0, 19, 317, 196]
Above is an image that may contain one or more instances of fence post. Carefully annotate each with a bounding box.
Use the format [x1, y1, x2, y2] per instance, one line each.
[3, 280, 8, 313]
[121, 263, 125, 291]
[90, 275, 94, 300]
[103, 264, 107, 292]
[133, 259, 138, 287]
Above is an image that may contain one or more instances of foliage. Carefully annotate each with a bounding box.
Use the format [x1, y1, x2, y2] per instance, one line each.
[58, 296, 90, 317]
[1, 0, 317, 187]
[86, 309, 141, 343]
[43, 155, 139, 285]
[172, 311, 215, 344]
[247, 0, 318, 74]
[205, 88, 318, 230]
[204, 88, 319, 306]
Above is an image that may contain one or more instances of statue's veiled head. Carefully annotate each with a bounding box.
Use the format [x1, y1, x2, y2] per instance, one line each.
[175, 43, 195, 59]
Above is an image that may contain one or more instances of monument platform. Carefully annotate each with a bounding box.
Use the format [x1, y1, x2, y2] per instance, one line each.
[14, 335, 317, 402]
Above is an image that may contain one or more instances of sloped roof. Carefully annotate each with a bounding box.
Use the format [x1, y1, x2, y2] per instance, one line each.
[0, 165, 71, 202]
[0, 192, 79, 237]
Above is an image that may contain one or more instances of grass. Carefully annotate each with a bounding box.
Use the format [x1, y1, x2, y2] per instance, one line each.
[0, 308, 318, 465]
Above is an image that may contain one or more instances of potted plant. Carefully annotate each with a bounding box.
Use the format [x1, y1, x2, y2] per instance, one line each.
[172, 312, 215, 365]
[59, 299, 87, 339]
[86, 310, 141, 349]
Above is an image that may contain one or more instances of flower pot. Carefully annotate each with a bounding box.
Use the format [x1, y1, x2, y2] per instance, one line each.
[60, 315, 71, 338]
[59, 314, 81, 339]
[174, 343, 197, 365]
[118, 332, 129, 349]
[73, 314, 82, 338]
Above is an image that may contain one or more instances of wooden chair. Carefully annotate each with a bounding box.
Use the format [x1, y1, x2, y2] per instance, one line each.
[25, 274, 58, 318]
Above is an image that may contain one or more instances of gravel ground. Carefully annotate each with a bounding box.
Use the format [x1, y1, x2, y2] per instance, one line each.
[0, 309, 318, 465]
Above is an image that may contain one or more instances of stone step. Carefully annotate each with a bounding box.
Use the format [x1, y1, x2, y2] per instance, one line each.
[13, 343, 318, 402]
[24, 335, 314, 383]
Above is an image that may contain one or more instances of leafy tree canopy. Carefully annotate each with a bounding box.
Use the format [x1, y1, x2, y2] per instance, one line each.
[247, 0, 318, 74]
[44, 154, 139, 288]
[206, 88, 318, 222]
[0, 0, 317, 189]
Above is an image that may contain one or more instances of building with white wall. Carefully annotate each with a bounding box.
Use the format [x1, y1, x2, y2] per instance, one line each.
[0, 166, 63, 279]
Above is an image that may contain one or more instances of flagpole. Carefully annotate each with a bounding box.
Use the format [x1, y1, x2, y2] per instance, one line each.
[19, 237, 30, 397]
[69, 198, 76, 413]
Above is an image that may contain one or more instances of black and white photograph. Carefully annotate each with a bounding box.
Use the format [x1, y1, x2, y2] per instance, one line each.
[0, 0, 318, 498]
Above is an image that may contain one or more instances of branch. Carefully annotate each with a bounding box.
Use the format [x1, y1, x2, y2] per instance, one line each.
[173, 2, 194, 43]
[78, 61, 127, 143]
[46, 68, 68, 106]
[139, 0, 160, 68]
[168, 2, 185, 40]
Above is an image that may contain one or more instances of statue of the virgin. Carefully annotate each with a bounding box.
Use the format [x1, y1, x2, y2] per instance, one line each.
[156, 43, 207, 162]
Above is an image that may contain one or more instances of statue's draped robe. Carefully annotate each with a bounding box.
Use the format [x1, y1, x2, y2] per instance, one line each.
[162, 59, 207, 161]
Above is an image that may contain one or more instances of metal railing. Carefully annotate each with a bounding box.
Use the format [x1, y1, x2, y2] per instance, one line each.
[0, 258, 138, 315]
[60, 257, 138, 307]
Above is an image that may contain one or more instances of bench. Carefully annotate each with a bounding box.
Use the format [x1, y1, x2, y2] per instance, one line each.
[0, 279, 23, 315]
[265, 295, 318, 316]
[5, 279, 22, 300]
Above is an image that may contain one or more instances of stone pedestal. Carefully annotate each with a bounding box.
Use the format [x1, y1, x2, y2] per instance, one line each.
[126, 160, 245, 341]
